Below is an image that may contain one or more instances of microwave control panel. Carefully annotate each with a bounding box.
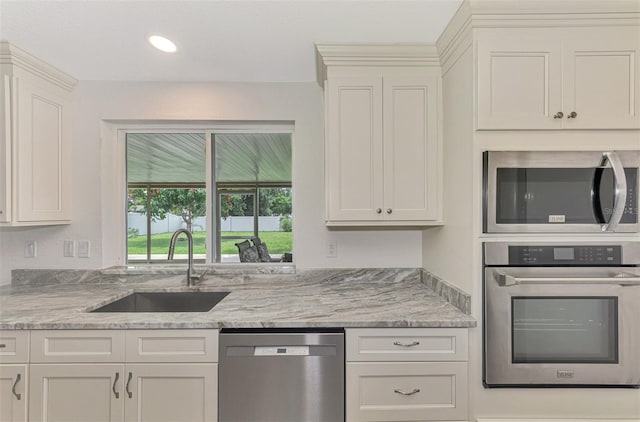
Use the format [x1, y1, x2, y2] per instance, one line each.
[508, 245, 622, 265]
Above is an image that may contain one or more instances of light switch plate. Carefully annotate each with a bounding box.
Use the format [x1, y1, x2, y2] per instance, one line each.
[63, 240, 75, 257]
[78, 240, 90, 258]
[24, 241, 37, 258]
[326, 240, 337, 258]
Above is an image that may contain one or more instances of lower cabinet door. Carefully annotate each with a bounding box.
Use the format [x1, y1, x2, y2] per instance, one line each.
[29, 364, 124, 422]
[124, 364, 217, 422]
[0, 365, 28, 422]
[346, 362, 468, 421]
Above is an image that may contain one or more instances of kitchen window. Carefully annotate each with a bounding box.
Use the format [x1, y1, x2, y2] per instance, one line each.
[125, 130, 292, 264]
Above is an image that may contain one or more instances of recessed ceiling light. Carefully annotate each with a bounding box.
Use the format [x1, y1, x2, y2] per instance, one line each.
[148, 35, 177, 53]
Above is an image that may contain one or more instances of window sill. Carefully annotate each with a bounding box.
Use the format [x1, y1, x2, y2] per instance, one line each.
[101, 263, 296, 276]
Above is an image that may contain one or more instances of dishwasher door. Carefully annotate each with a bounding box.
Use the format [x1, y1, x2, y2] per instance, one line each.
[219, 329, 344, 422]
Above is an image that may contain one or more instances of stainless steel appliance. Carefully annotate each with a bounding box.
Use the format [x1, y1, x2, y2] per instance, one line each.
[483, 242, 640, 387]
[219, 329, 344, 421]
[483, 151, 640, 233]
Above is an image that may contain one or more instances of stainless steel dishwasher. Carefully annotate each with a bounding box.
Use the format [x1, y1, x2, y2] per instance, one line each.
[219, 329, 344, 422]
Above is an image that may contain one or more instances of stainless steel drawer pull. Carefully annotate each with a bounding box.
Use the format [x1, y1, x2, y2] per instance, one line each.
[112, 372, 120, 399]
[12, 374, 21, 400]
[394, 388, 420, 396]
[393, 341, 420, 347]
[126, 372, 133, 398]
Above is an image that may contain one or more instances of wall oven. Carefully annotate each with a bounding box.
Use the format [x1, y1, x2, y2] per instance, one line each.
[484, 151, 640, 233]
[483, 242, 640, 387]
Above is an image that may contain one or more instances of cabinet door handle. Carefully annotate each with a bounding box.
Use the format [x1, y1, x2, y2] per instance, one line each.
[376, 208, 382, 214]
[394, 388, 420, 396]
[393, 341, 420, 347]
[386, 208, 392, 214]
[12, 373, 21, 400]
[0, 343, 6, 348]
[553, 111, 564, 119]
[112, 372, 120, 399]
[567, 111, 577, 119]
[126, 372, 133, 398]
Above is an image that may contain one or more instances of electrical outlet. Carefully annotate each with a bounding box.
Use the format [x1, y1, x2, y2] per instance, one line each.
[78, 240, 90, 258]
[63, 240, 75, 257]
[326, 240, 337, 258]
[24, 241, 37, 258]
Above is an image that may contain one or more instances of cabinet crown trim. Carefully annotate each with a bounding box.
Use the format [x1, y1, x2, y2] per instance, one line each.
[437, 0, 640, 72]
[315, 43, 440, 85]
[0, 41, 78, 91]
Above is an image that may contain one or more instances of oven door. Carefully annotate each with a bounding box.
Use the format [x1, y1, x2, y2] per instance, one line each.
[484, 267, 640, 387]
[484, 151, 640, 233]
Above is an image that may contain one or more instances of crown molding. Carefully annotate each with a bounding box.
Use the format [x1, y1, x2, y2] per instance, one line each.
[315, 43, 440, 85]
[437, 0, 640, 75]
[0, 41, 78, 91]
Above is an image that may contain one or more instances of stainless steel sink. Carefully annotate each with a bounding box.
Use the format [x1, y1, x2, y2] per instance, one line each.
[90, 291, 230, 313]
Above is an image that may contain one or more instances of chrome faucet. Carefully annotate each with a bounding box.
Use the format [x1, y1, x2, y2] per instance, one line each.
[168, 229, 200, 287]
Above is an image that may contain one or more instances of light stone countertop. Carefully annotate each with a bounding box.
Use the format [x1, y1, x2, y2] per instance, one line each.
[0, 268, 476, 330]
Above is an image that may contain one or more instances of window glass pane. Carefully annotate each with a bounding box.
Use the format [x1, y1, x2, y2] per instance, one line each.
[219, 192, 255, 263]
[215, 133, 291, 182]
[126, 133, 206, 263]
[258, 188, 292, 260]
[512, 297, 618, 364]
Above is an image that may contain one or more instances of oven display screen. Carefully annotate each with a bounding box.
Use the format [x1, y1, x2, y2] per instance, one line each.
[553, 248, 574, 260]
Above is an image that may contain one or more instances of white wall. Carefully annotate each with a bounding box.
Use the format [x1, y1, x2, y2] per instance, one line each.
[0, 80, 422, 283]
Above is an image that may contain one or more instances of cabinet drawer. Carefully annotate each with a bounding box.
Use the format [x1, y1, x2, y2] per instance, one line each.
[346, 361, 468, 421]
[30, 330, 125, 363]
[346, 328, 468, 362]
[125, 330, 218, 363]
[0, 331, 29, 363]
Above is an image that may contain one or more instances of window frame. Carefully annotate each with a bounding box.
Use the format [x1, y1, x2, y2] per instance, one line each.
[109, 122, 294, 266]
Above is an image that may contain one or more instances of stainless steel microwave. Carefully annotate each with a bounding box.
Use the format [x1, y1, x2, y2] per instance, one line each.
[483, 151, 640, 233]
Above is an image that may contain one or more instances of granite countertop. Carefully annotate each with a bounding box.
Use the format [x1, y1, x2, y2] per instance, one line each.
[0, 268, 476, 330]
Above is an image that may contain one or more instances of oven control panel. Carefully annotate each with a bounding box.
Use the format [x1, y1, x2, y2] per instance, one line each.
[508, 245, 622, 265]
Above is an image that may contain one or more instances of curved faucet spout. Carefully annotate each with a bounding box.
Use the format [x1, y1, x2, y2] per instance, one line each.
[168, 228, 198, 287]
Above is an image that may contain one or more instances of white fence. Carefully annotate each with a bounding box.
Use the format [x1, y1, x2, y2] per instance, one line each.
[128, 213, 283, 235]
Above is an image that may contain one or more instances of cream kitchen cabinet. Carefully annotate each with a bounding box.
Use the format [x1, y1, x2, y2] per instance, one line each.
[345, 328, 469, 421]
[317, 44, 443, 226]
[0, 41, 76, 226]
[477, 27, 640, 130]
[28, 330, 218, 422]
[0, 331, 29, 422]
[0, 365, 28, 422]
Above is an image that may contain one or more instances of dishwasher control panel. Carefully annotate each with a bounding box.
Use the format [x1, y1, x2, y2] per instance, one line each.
[254, 346, 310, 356]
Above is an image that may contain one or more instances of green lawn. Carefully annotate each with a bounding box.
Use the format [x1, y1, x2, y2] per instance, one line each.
[128, 231, 292, 255]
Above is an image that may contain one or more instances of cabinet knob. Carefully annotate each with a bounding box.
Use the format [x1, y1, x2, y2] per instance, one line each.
[386, 209, 392, 214]
[553, 112, 564, 119]
[567, 111, 577, 119]
[376, 208, 382, 214]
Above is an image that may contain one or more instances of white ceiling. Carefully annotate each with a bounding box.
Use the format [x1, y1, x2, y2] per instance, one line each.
[0, 0, 462, 82]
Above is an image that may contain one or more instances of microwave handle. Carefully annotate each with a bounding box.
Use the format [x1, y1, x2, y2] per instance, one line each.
[498, 273, 640, 287]
[594, 152, 627, 232]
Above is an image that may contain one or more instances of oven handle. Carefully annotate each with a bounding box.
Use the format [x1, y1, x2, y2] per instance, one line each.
[593, 151, 627, 232]
[497, 273, 640, 287]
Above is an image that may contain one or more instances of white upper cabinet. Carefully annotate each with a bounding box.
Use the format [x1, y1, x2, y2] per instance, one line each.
[317, 44, 443, 226]
[477, 27, 640, 130]
[0, 41, 76, 226]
